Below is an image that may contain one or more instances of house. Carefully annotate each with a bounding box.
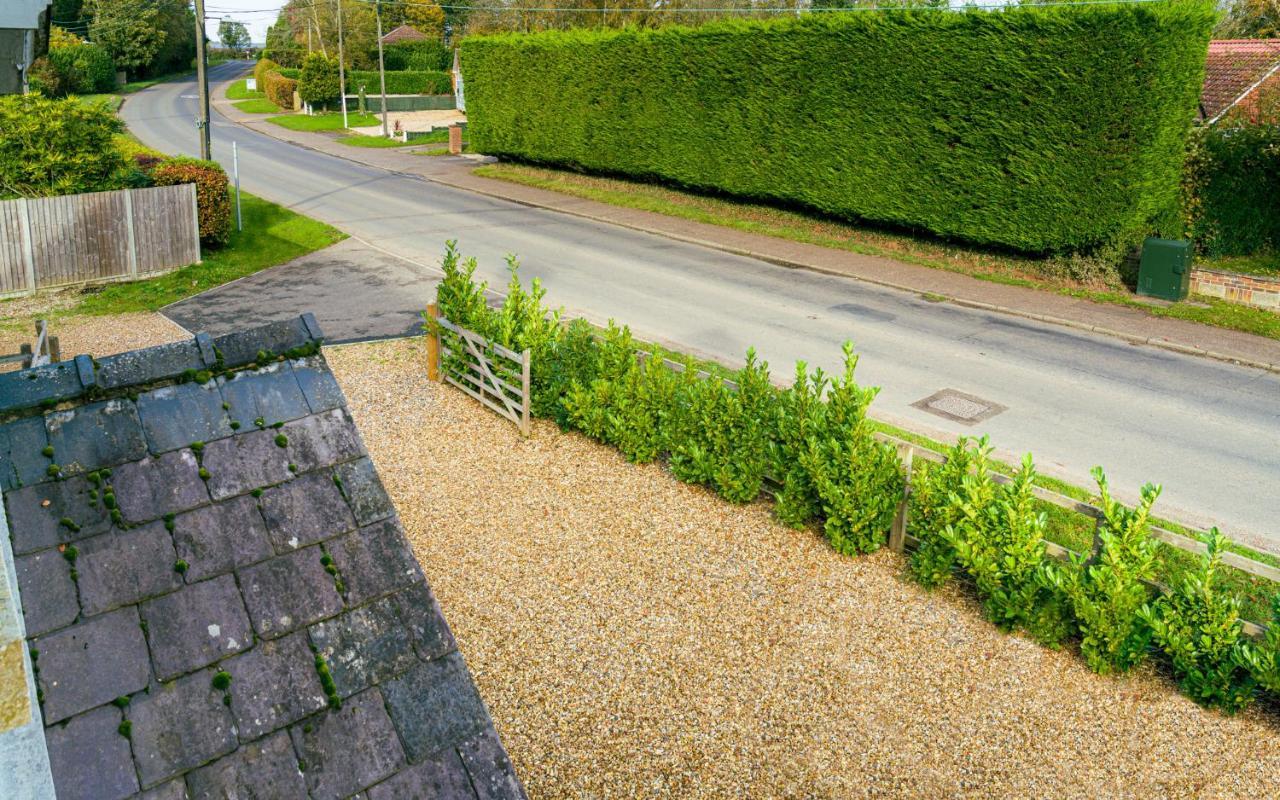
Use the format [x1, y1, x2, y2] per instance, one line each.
[379, 24, 427, 46]
[1199, 39, 1280, 124]
[0, 0, 51, 95]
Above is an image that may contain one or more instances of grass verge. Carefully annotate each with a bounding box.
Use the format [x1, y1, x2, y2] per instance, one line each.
[267, 112, 381, 132]
[475, 162, 1280, 342]
[234, 98, 281, 114]
[225, 78, 260, 101]
[336, 133, 417, 148]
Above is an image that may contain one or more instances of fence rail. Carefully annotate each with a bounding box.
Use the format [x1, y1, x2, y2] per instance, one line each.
[426, 305, 531, 436]
[0, 184, 201, 298]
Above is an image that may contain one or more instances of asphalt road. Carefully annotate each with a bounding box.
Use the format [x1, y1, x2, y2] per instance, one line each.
[123, 63, 1280, 550]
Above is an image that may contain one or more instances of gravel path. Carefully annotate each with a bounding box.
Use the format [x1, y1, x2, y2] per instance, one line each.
[0, 311, 189, 371]
[326, 339, 1280, 796]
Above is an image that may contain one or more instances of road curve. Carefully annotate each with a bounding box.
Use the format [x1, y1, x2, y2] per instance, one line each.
[121, 63, 1280, 551]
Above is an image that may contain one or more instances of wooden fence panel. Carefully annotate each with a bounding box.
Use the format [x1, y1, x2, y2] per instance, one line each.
[0, 184, 199, 297]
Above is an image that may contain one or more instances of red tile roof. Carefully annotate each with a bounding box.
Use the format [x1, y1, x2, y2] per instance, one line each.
[379, 24, 427, 44]
[1200, 39, 1280, 122]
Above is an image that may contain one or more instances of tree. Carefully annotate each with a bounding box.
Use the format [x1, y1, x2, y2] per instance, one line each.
[84, 0, 165, 74]
[219, 19, 252, 56]
[1218, 0, 1280, 38]
[392, 1, 446, 39]
[298, 52, 340, 108]
[148, 0, 196, 77]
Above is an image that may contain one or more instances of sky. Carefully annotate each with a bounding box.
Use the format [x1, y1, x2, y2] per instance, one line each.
[202, 0, 284, 44]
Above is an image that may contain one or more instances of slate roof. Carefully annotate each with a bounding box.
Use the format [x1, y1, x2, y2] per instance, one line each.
[0, 316, 525, 800]
[1200, 39, 1280, 122]
[380, 24, 428, 44]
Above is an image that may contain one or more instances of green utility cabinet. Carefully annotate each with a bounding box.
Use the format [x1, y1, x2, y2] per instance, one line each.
[1136, 238, 1191, 302]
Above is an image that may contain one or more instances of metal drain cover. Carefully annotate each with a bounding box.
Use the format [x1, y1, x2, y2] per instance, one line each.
[911, 389, 1006, 426]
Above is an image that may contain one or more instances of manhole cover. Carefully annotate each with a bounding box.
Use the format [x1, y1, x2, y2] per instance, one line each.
[911, 389, 1006, 426]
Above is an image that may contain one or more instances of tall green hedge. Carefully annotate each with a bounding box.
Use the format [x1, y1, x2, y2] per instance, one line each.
[461, 6, 1214, 254]
[1184, 124, 1280, 258]
[278, 67, 451, 95]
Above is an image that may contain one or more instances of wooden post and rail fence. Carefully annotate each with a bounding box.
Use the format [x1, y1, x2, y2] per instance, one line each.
[425, 309, 1279, 635]
[0, 184, 201, 299]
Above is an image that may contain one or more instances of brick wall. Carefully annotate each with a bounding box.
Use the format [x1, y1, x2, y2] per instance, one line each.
[1191, 268, 1280, 312]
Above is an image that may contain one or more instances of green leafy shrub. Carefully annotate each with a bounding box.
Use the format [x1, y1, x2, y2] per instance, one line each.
[350, 69, 452, 95]
[536, 318, 601, 427]
[384, 40, 452, 71]
[29, 43, 116, 96]
[908, 438, 982, 588]
[299, 53, 341, 108]
[802, 343, 903, 554]
[1236, 595, 1280, 696]
[1182, 123, 1280, 258]
[151, 157, 232, 247]
[0, 94, 125, 198]
[262, 70, 298, 110]
[254, 58, 279, 88]
[562, 320, 635, 443]
[769, 361, 827, 528]
[1041, 469, 1161, 674]
[1141, 529, 1255, 713]
[462, 6, 1215, 255]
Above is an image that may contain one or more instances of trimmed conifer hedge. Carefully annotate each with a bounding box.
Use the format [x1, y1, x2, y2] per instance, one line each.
[461, 6, 1215, 254]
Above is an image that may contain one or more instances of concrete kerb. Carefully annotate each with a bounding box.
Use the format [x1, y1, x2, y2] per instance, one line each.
[209, 77, 1280, 377]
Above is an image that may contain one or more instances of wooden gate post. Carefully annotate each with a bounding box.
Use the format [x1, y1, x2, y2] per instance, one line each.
[888, 443, 914, 553]
[425, 303, 441, 381]
[519, 347, 531, 437]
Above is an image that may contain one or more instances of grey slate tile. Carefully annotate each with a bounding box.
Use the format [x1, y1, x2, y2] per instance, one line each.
[289, 688, 406, 800]
[366, 747, 476, 800]
[211, 317, 312, 369]
[186, 730, 307, 800]
[381, 653, 492, 763]
[132, 778, 189, 800]
[34, 607, 151, 724]
[111, 448, 209, 524]
[45, 398, 147, 475]
[308, 596, 416, 698]
[219, 364, 311, 428]
[259, 470, 356, 553]
[129, 668, 238, 788]
[238, 545, 344, 639]
[394, 582, 457, 663]
[5, 474, 112, 555]
[45, 705, 139, 800]
[290, 356, 345, 414]
[137, 381, 233, 454]
[0, 414, 51, 492]
[141, 574, 253, 681]
[170, 495, 273, 582]
[0, 359, 81, 415]
[200, 428, 294, 500]
[335, 457, 395, 527]
[222, 631, 327, 742]
[459, 727, 526, 800]
[96, 338, 203, 391]
[327, 519, 424, 606]
[283, 408, 365, 473]
[15, 549, 79, 636]
[77, 522, 183, 617]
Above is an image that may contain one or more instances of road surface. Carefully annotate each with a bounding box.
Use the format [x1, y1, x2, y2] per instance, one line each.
[121, 63, 1280, 551]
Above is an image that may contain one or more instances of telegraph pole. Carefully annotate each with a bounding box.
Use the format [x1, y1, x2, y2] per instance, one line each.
[193, 0, 212, 159]
[336, 0, 348, 127]
[374, 0, 389, 138]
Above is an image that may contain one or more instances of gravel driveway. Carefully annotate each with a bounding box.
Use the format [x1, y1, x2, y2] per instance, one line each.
[328, 337, 1280, 799]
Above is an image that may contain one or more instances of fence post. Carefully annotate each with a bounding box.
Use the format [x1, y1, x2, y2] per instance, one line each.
[520, 348, 531, 437]
[188, 184, 202, 263]
[123, 189, 139, 278]
[425, 303, 441, 381]
[17, 197, 37, 294]
[889, 443, 914, 553]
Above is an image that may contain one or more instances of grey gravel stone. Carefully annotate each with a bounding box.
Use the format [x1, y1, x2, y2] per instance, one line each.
[170, 495, 273, 582]
[328, 519, 424, 606]
[283, 409, 365, 473]
[290, 688, 405, 800]
[393, 582, 457, 662]
[291, 356, 345, 414]
[222, 631, 327, 742]
[45, 399, 147, 475]
[137, 381, 234, 454]
[458, 727, 526, 800]
[219, 364, 311, 428]
[15, 549, 79, 636]
[33, 607, 151, 724]
[76, 522, 182, 616]
[334, 457, 395, 527]
[308, 596, 416, 698]
[141, 574, 253, 681]
[381, 653, 492, 763]
[129, 668, 238, 788]
[111, 448, 209, 524]
[238, 545, 344, 639]
[0, 414, 51, 492]
[44, 705, 139, 800]
[5, 474, 112, 555]
[200, 428, 294, 501]
[186, 730, 307, 800]
[259, 470, 356, 553]
[366, 747, 476, 800]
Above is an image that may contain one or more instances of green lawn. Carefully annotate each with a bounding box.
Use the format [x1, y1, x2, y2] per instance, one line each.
[335, 133, 415, 148]
[1198, 253, 1280, 278]
[234, 98, 281, 114]
[71, 193, 344, 315]
[475, 163, 1280, 342]
[75, 94, 124, 112]
[267, 112, 381, 132]
[226, 78, 263, 101]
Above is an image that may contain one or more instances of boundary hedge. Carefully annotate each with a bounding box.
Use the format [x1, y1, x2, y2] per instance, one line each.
[1184, 123, 1280, 258]
[461, 6, 1214, 254]
[277, 67, 451, 95]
